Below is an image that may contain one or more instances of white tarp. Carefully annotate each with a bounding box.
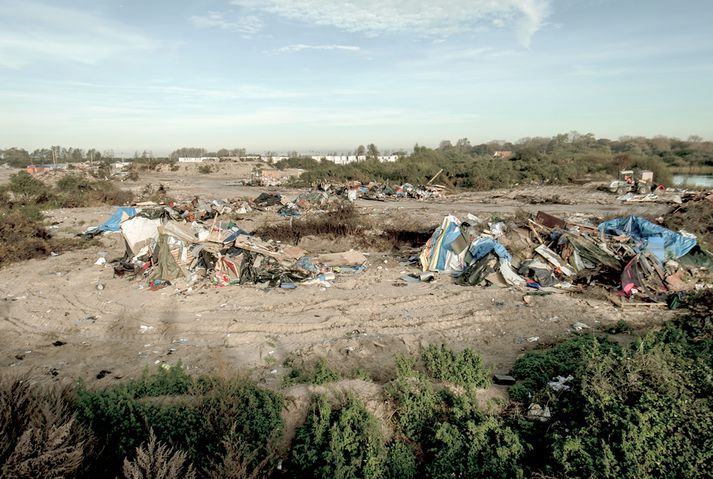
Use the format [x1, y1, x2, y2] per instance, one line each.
[121, 216, 161, 257]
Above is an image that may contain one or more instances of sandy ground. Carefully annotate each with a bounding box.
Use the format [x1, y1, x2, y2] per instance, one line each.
[0, 169, 676, 391]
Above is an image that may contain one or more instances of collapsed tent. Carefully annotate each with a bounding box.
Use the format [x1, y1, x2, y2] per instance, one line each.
[111, 205, 367, 290]
[420, 215, 525, 288]
[598, 216, 697, 261]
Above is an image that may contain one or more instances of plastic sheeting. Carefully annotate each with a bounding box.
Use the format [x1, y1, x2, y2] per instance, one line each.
[121, 216, 161, 257]
[420, 215, 466, 273]
[89, 207, 137, 234]
[468, 237, 512, 263]
[598, 216, 697, 260]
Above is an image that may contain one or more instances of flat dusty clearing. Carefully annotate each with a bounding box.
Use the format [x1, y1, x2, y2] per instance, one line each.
[0, 171, 674, 386]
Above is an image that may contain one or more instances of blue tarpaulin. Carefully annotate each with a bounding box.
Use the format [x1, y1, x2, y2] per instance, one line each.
[598, 215, 696, 260]
[93, 207, 137, 234]
[468, 237, 512, 263]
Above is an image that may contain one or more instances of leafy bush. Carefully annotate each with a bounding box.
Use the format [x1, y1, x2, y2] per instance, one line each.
[549, 345, 712, 478]
[76, 366, 283, 475]
[385, 356, 442, 441]
[421, 344, 490, 388]
[290, 394, 386, 479]
[283, 357, 341, 386]
[424, 395, 525, 479]
[385, 441, 417, 479]
[8, 171, 47, 197]
[508, 335, 621, 404]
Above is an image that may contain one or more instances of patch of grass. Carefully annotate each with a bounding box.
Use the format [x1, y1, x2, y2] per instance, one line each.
[607, 319, 632, 334]
[421, 344, 490, 388]
[282, 357, 341, 386]
[254, 203, 370, 246]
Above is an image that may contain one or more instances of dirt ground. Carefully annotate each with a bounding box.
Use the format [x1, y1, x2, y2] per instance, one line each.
[0, 169, 676, 391]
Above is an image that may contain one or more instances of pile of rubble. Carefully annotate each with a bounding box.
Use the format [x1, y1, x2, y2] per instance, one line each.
[316, 181, 448, 202]
[413, 209, 712, 306]
[84, 202, 367, 292]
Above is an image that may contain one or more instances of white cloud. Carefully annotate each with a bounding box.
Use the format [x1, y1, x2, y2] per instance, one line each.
[230, 0, 551, 44]
[276, 44, 361, 53]
[0, 1, 155, 69]
[189, 11, 263, 37]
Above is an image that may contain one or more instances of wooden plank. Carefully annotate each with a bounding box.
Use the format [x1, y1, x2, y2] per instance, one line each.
[535, 244, 575, 276]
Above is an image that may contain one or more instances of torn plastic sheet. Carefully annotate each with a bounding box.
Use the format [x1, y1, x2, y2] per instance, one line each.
[598, 216, 696, 260]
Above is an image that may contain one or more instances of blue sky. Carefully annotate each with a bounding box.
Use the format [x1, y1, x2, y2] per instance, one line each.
[1, 0, 712, 155]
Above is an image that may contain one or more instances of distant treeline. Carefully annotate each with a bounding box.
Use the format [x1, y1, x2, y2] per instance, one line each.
[275, 133, 713, 188]
[3, 133, 713, 188]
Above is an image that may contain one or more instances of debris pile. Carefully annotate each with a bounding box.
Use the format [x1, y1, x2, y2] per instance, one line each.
[316, 181, 448, 202]
[414, 208, 712, 305]
[86, 205, 367, 291]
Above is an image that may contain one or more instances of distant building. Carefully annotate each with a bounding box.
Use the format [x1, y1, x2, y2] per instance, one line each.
[268, 156, 288, 163]
[493, 150, 513, 159]
[178, 157, 204, 163]
[310, 154, 400, 164]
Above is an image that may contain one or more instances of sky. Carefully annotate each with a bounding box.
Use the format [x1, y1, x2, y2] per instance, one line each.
[1, 0, 712, 155]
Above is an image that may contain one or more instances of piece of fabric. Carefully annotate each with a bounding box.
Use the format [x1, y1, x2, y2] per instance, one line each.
[420, 215, 466, 272]
[598, 216, 697, 260]
[121, 216, 161, 256]
[468, 237, 512, 263]
[150, 234, 183, 281]
[86, 207, 137, 236]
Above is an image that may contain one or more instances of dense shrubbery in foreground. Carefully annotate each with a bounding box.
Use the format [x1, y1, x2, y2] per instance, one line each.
[1, 291, 711, 478]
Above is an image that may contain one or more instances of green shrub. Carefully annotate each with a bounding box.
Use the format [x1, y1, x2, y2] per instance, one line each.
[385, 367, 441, 441]
[385, 441, 417, 479]
[508, 335, 621, 404]
[425, 411, 525, 479]
[56, 174, 94, 193]
[9, 171, 46, 197]
[75, 366, 283, 475]
[421, 344, 490, 388]
[549, 345, 712, 478]
[283, 357, 341, 386]
[290, 394, 386, 479]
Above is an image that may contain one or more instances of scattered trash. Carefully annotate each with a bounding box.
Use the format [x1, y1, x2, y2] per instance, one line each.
[548, 375, 574, 391]
[527, 403, 552, 422]
[52, 340, 66, 347]
[570, 322, 590, 333]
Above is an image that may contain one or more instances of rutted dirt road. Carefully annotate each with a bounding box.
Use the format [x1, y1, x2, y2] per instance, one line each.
[0, 170, 674, 386]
